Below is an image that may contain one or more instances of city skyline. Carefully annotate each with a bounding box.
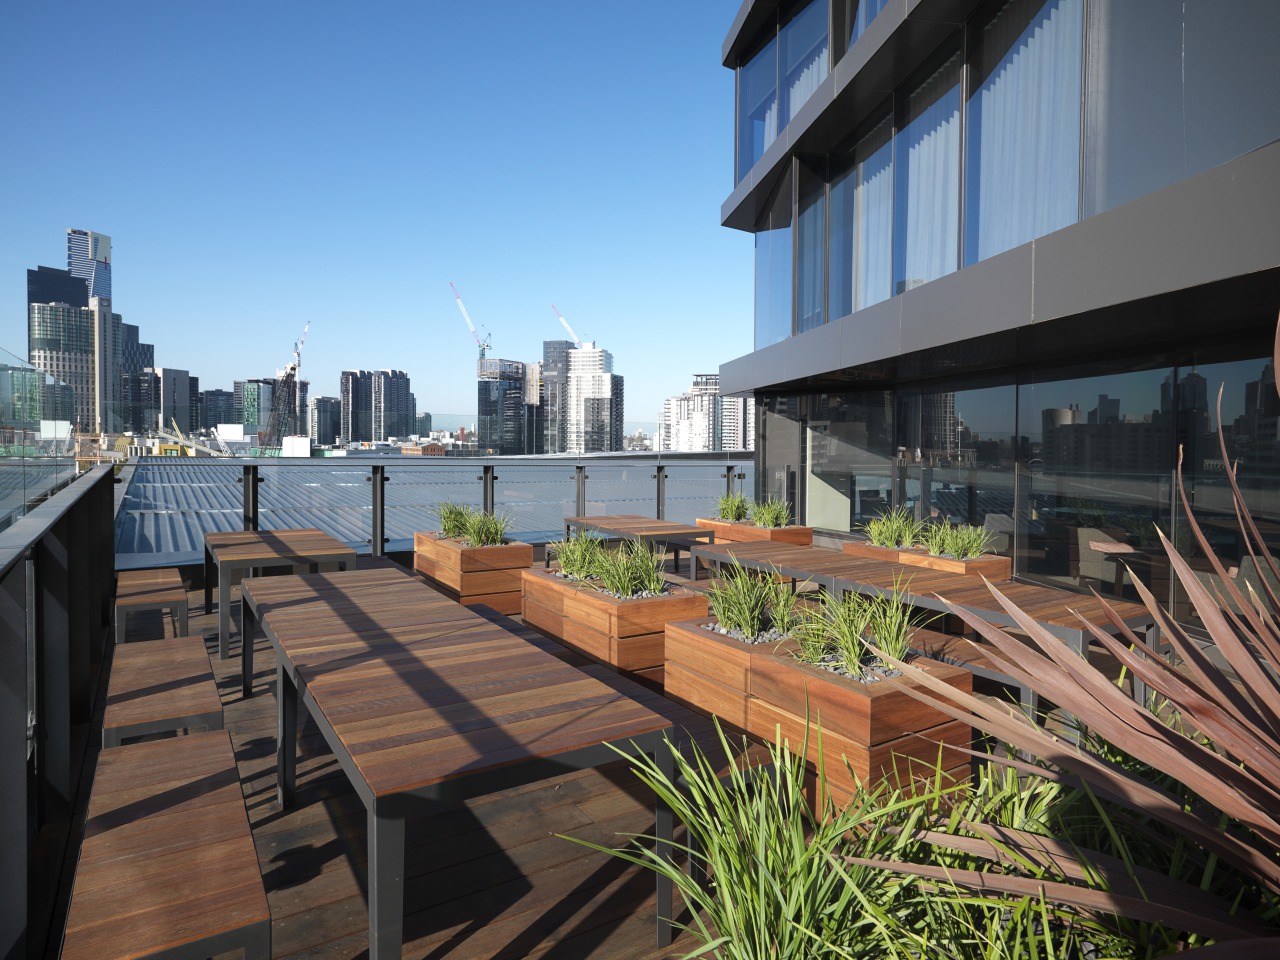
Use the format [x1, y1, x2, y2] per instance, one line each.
[1, 2, 750, 425]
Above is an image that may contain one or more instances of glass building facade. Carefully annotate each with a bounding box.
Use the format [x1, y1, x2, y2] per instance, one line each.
[725, 0, 1280, 621]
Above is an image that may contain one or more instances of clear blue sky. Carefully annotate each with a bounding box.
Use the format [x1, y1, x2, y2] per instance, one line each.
[1, 1, 752, 432]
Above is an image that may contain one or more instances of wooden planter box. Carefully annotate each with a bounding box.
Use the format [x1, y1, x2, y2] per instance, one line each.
[413, 532, 533, 615]
[695, 518, 814, 546]
[749, 641, 972, 797]
[522, 567, 708, 687]
[896, 551, 1012, 580]
[842, 540, 1011, 580]
[842, 541, 917, 563]
[664, 618, 795, 733]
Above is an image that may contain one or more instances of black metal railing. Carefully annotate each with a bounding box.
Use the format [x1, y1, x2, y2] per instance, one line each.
[0, 464, 115, 959]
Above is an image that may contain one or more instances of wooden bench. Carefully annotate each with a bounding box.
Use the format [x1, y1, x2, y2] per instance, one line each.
[103, 636, 223, 747]
[61, 730, 270, 960]
[115, 568, 189, 641]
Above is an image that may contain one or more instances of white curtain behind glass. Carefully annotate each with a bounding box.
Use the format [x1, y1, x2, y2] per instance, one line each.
[782, 1, 829, 126]
[898, 53, 961, 293]
[854, 119, 893, 309]
[970, 0, 1082, 262]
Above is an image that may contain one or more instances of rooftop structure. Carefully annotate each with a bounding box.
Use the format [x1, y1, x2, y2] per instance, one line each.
[719, 0, 1280, 621]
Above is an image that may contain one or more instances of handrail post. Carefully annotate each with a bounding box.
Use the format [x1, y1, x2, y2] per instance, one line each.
[918, 462, 933, 522]
[654, 465, 666, 520]
[240, 465, 260, 531]
[481, 465, 496, 516]
[723, 463, 736, 500]
[574, 465, 588, 518]
[368, 465, 389, 557]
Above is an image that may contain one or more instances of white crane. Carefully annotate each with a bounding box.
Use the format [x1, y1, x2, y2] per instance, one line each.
[450, 282, 492, 359]
[551, 304, 583, 348]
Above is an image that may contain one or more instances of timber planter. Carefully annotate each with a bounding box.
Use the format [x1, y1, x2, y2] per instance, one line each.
[664, 617, 795, 734]
[749, 630, 972, 796]
[695, 518, 814, 546]
[414, 532, 533, 615]
[896, 551, 1012, 580]
[521, 567, 708, 687]
[842, 540, 1011, 579]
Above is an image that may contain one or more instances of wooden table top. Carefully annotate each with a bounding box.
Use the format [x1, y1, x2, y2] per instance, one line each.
[247, 567, 672, 799]
[104, 637, 221, 732]
[693, 540, 1152, 630]
[205, 527, 356, 565]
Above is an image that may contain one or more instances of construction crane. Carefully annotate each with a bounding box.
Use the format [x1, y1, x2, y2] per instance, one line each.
[260, 319, 311, 455]
[450, 282, 492, 359]
[551, 304, 583, 348]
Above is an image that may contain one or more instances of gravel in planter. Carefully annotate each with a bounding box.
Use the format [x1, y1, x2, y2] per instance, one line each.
[700, 621, 789, 646]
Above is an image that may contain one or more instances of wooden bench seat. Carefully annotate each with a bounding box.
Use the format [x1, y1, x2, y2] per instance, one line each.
[61, 730, 270, 960]
[115, 568, 189, 640]
[103, 636, 223, 747]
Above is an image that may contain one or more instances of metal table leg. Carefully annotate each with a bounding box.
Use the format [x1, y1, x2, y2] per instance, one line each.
[203, 544, 214, 614]
[241, 600, 256, 699]
[218, 562, 233, 660]
[277, 661, 297, 808]
[368, 801, 406, 960]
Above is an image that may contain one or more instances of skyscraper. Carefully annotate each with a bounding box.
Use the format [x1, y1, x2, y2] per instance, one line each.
[310, 396, 341, 446]
[372, 370, 413, 440]
[340, 370, 374, 445]
[565, 345, 623, 454]
[66, 229, 111, 300]
[28, 300, 121, 433]
[27, 266, 87, 310]
[202, 389, 234, 431]
[540, 340, 573, 454]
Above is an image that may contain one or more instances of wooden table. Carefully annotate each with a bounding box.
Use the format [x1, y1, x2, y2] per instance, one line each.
[562, 514, 715, 575]
[203, 528, 355, 660]
[241, 567, 676, 960]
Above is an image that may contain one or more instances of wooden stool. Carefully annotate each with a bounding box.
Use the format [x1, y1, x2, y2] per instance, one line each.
[103, 636, 222, 748]
[115, 568, 188, 641]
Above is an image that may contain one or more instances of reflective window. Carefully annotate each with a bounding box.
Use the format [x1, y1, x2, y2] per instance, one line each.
[759, 395, 804, 510]
[805, 390, 896, 531]
[828, 114, 893, 320]
[1084, 0, 1280, 216]
[780, 0, 829, 129]
[1170, 355, 1280, 623]
[736, 1, 829, 184]
[737, 35, 779, 183]
[754, 171, 794, 349]
[964, 0, 1082, 264]
[1016, 365, 1174, 602]
[894, 50, 961, 295]
[796, 161, 826, 334]
[839, 0, 890, 55]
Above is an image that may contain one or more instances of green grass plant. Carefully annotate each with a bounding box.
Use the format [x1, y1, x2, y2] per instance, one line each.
[460, 509, 511, 547]
[434, 500, 473, 539]
[593, 539, 667, 598]
[860, 505, 924, 549]
[750, 495, 792, 528]
[794, 576, 926, 676]
[547, 532, 604, 580]
[942, 523, 997, 560]
[716, 490, 752, 522]
[562, 722, 1100, 959]
[706, 559, 772, 637]
[919, 521, 951, 557]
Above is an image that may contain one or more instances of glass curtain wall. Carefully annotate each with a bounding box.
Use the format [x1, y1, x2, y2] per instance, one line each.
[796, 161, 827, 334]
[1084, 0, 1280, 217]
[964, 0, 1083, 265]
[780, 0, 830, 128]
[894, 50, 962, 294]
[828, 114, 893, 321]
[737, 35, 779, 183]
[754, 169, 794, 349]
[1016, 364, 1174, 602]
[837, 0, 891, 56]
[805, 391, 895, 532]
[1169, 354, 1280, 622]
[736, 1, 829, 184]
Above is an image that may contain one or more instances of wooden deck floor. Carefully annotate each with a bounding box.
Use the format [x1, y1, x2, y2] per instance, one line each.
[91, 573, 727, 960]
